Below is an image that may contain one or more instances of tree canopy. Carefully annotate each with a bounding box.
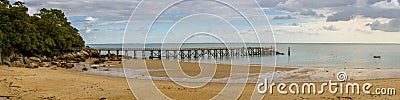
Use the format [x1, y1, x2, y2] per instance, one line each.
[0, 0, 84, 57]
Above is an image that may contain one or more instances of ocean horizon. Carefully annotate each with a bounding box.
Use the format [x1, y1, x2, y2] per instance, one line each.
[86, 43, 400, 69]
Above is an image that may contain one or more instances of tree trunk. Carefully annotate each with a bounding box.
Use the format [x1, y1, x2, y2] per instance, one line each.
[1, 51, 3, 65]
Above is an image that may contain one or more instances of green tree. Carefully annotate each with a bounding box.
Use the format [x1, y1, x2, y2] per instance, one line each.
[0, 0, 10, 8]
[0, 0, 85, 57]
[34, 8, 85, 55]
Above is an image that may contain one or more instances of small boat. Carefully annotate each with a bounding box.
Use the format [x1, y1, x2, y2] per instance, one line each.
[276, 52, 285, 55]
[373, 56, 381, 59]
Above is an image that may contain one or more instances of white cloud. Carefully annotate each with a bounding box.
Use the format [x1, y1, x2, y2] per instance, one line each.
[354, 0, 368, 7]
[83, 27, 91, 33]
[80, 16, 98, 34]
[368, 19, 400, 32]
[299, 9, 319, 16]
[85, 16, 97, 21]
[273, 0, 358, 11]
[273, 17, 400, 43]
[275, 0, 302, 12]
[371, 0, 400, 9]
[24, 0, 140, 20]
[326, 6, 400, 22]
[272, 15, 295, 20]
[270, 0, 400, 22]
[323, 25, 338, 31]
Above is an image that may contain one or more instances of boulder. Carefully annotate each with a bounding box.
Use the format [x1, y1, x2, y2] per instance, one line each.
[26, 62, 39, 68]
[71, 53, 77, 58]
[39, 62, 50, 67]
[11, 61, 24, 67]
[29, 57, 41, 63]
[65, 63, 74, 68]
[53, 56, 58, 61]
[9, 54, 22, 61]
[82, 51, 90, 56]
[57, 62, 62, 67]
[46, 56, 51, 61]
[61, 54, 74, 60]
[3, 61, 11, 66]
[75, 52, 83, 58]
[93, 60, 103, 64]
[50, 65, 57, 70]
[111, 56, 120, 61]
[51, 61, 58, 66]
[82, 67, 88, 71]
[82, 47, 99, 55]
[91, 66, 98, 69]
[9, 56, 25, 67]
[40, 56, 50, 62]
[68, 54, 74, 59]
[60, 62, 67, 68]
[67, 60, 79, 63]
[23, 57, 30, 64]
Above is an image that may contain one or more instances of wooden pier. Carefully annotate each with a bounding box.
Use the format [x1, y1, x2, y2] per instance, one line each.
[95, 47, 275, 59]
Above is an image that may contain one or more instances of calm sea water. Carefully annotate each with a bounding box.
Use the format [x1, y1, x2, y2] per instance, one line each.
[87, 43, 400, 69]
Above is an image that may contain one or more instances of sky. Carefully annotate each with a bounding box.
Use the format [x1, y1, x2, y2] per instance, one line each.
[12, 0, 400, 44]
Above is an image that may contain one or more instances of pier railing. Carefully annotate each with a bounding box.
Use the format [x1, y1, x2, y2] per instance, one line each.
[94, 47, 275, 59]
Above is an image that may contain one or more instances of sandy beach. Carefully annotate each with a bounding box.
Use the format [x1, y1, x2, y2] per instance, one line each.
[1, 60, 399, 99]
[2, 0, 400, 99]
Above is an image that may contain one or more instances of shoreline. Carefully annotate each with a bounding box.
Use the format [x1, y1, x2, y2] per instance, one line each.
[83, 59, 400, 83]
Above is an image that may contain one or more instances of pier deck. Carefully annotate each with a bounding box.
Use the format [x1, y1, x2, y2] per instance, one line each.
[93, 47, 275, 59]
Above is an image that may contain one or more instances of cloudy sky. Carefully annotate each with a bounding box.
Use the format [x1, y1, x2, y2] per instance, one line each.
[13, 0, 400, 44]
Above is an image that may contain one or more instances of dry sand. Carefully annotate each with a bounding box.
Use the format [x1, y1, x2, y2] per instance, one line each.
[0, 66, 135, 100]
[0, 60, 399, 99]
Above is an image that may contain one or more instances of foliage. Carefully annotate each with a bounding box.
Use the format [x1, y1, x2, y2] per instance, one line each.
[0, 0, 84, 57]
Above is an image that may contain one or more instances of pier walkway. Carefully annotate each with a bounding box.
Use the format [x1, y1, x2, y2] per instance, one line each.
[92, 47, 275, 59]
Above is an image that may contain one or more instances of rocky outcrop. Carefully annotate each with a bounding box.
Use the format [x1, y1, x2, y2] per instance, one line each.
[4, 47, 102, 69]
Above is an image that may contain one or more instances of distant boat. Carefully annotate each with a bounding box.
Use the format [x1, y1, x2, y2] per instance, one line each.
[373, 56, 381, 59]
[276, 52, 285, 55]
